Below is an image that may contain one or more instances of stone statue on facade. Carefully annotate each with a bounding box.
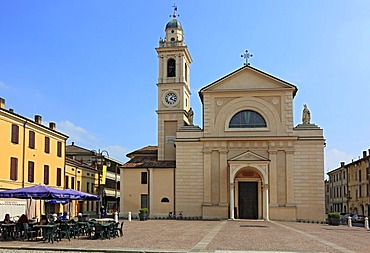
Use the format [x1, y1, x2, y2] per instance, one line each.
[302, 104, 311, 124]
[187, 107, 194, 126]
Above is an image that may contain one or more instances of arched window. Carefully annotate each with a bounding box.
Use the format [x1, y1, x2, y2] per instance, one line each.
[161, 197, 170, 203]
[229, 110, 267, 128]
[167, 59, 176, 77]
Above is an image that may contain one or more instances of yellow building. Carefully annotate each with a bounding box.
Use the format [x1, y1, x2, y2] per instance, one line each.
[122, 13, 326, 222]
[327, 163, 348, 213]
[66, 143, 122, 216]
[0, 97, 68, 218]
[65, 157, 97, 218]
[346, 150, 370, 215]
[327, 150, 370, 216]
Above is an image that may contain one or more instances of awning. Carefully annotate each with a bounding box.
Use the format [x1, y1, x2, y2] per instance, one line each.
[103, 189, 120, 197]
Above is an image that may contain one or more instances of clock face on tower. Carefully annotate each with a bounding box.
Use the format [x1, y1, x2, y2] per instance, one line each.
[165, 92, 178, 105]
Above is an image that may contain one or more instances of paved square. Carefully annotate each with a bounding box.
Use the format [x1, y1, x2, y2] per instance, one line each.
[0, 220, 369, 252]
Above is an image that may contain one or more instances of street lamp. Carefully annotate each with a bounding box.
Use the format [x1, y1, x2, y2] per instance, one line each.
[91, 149, 110, 218]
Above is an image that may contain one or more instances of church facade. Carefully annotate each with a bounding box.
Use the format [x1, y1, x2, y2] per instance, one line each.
[121, 13, 325, 222]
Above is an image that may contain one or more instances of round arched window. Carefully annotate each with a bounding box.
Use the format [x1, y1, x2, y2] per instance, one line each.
[161, 197, 170, 203]
[229, 110, 267, 128]
[167, 59, 176, 77]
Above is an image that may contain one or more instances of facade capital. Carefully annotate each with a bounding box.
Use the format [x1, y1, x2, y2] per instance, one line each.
[219, 149, 228, 154]
[203, 148, 212, 154]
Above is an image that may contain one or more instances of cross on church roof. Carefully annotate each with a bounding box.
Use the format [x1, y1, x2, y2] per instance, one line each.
[241, 50, 253, 66]
[170, 4, 179, 18]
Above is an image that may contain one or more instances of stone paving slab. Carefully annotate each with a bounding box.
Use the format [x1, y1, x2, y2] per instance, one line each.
[0, 220, 369, 252]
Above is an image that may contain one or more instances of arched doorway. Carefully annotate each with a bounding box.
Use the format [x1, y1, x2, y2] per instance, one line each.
[228, 151, 269, 220]
[235, 169, 262, 219]
[360, 204, 365, 215]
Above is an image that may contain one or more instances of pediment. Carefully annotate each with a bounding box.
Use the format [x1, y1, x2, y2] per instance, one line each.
[229, 150, 269, 162]
[200, 66, 297, 96]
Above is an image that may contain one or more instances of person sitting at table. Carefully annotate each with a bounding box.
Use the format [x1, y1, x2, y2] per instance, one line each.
[2, 213, 14, 240]
[59, 212, 68, 220]
[17, 214, 29, 239]
[3, 213, 11, 224]
[52, 213, 62, 224]
[40, 214, 49, 225]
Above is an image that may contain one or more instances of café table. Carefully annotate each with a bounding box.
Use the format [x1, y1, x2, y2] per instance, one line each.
[1, 223, 16, 240]
[33, 224, 57, 243]
[92, 222, 113, 239]
[94, 218, 114, 224]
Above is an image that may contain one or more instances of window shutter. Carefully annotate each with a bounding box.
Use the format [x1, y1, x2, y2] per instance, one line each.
[29, 131, 35, 149]
[56, 167, 62, 186]
[57, 141, 62, 157]
[10, 157, 18, 180]
[44, 165, 49, 185]
[65, 175, 69, 189]
[11, 124, 19, 144]
[28, 161, 34, 182]
[44, 137, 50, 153]
[141, 172, 148, 184]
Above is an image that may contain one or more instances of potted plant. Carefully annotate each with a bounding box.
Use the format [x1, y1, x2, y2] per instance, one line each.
[139, 208, 149, 221]
[328, 212, 340, 225]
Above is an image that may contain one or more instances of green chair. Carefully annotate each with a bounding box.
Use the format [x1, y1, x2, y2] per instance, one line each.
[119, 221, 124, 237]
[86, 221, 94, 238]
[42, 225, 58, 244]
[50, 225, 59, 243]
[107, 222, 115, 239]
[58, 222, 71, 241]
[113, 221, 124, 237]
[68, 220, 79, 238]
[15, 223, 23, 239]
[93, 223, 105, 240]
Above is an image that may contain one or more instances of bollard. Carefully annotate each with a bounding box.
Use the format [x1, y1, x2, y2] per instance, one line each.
[365, 217, 369, 230]
[348, 216, 352, 227]
[114, 211, 119, 223]
[128, 211, 132, 221]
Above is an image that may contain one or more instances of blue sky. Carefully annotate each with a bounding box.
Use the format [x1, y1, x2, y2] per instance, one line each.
[1, 1, 369, 173]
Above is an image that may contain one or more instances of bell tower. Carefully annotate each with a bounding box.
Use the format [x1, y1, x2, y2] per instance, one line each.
[156, 7, 192, 161]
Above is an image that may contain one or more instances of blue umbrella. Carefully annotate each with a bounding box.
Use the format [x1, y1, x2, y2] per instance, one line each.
[0, 185, 72, 200]
[62, 188, 100, 200]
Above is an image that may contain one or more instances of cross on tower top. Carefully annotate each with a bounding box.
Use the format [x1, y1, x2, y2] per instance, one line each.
[170, 4, 179, 18]
[241, 50, 253, 66]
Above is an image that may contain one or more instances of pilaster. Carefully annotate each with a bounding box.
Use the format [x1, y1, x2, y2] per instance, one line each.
[286, 150, 295, 205]
[268, 149, 278, 205]
[219, 149, 228, 204]
[203, 149, 212, 204]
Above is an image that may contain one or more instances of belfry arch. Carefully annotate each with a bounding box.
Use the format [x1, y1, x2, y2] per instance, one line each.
[228, 151, 270, 220]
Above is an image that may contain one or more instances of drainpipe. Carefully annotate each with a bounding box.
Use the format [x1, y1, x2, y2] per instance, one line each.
[147, 168, 150, 215]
